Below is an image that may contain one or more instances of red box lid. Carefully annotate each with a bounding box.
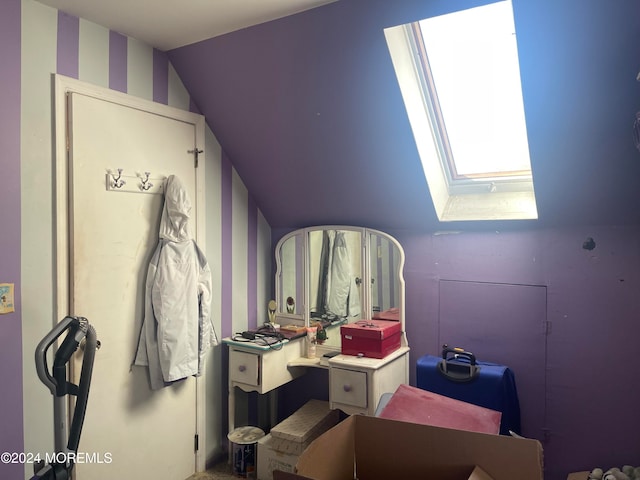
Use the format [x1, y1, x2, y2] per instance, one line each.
[379, 384, 502, 435]
[341, 319, 401, 340]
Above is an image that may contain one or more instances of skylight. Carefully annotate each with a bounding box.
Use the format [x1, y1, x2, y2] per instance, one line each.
[385, 0, 538, 221]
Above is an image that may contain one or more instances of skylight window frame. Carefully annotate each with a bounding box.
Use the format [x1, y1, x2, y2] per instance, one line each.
[409, 18, 534, 193]
[384, 1, 538, 222]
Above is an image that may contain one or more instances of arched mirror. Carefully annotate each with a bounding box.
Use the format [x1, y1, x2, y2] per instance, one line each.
[369, 230, 402, 321]
[275, 231, 304, 318]
[275, 226, 405, 351]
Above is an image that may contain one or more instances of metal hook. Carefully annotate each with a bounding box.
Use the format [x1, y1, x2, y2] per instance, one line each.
[140, 172, 153, 191]
[110, 168, 126, 188]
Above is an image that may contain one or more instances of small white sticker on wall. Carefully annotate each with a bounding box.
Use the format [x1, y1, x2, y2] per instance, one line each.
[0, 283, 15, 314]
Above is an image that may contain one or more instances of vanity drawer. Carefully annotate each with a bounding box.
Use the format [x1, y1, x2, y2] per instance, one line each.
[229, 350, 260, 386]
[330, 368, 367, 408]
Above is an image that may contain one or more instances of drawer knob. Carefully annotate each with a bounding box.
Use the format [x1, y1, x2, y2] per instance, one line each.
[238, 365, 246, 372]
[343, 384, 352, 392]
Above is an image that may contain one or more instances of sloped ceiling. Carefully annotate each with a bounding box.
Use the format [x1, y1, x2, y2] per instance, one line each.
[168, 0, 640, 232]
[42, 0, 640, 232]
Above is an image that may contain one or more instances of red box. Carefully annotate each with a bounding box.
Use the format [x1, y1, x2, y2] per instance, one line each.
[340, 319, 402, 359]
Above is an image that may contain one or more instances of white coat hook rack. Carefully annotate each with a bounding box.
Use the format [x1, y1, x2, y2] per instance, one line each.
[110, 168, 126, 188]
[105, 169, 164, 195]
[139, 172, 153, 191]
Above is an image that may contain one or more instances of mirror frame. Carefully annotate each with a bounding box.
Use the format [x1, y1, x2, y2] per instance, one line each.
[274, 225, 406, 351]
[274, 230, 305, 321]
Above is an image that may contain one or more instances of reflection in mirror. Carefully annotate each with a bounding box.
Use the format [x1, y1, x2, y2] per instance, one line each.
[308, 229, 362, 325]
[277, 233, 303, 316]
[267, 299, 277, 324]
[275, 225, 405, 353]
[370, 233, 401, 321]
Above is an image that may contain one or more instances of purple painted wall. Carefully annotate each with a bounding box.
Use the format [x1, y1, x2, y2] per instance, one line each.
[391, 226, 640, 480]
[152, 49, 168, 104]
[57, 12, 79, 78]
[0, 1, 23, 478]
[109, 31, 127, 93]
[272, 224, 640, 479]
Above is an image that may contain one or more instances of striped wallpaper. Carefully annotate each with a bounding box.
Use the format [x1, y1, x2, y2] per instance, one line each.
[5, 1, 271, 478]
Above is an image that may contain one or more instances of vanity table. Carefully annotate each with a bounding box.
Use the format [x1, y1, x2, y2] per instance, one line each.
[224, 226, 409, 433]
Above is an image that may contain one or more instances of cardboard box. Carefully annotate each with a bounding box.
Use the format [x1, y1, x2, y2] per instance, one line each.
[258, 400, 339, 480]
[274, 465, 494, 480]
[258, 434, 300, 480]
[340, 319, 402, 358]
[270, 400, 340, 455]
[289, 415, 544, 480]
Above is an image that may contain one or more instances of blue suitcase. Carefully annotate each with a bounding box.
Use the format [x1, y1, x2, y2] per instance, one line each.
[416, 346, 521, 436]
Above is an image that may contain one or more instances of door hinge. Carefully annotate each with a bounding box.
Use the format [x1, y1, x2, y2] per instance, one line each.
[194, 433, 199, 452]
[545, 320, 552, 336]
[188, 148, 203, 168]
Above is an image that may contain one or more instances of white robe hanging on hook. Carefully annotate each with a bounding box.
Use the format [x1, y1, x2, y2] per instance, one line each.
[134, 174, 217, 390]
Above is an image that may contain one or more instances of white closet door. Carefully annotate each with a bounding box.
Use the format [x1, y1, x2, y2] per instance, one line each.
[68, 91, 199, 480]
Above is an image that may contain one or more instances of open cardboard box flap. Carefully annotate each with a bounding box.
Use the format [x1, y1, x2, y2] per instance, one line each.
[290, 415, 543, 480]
